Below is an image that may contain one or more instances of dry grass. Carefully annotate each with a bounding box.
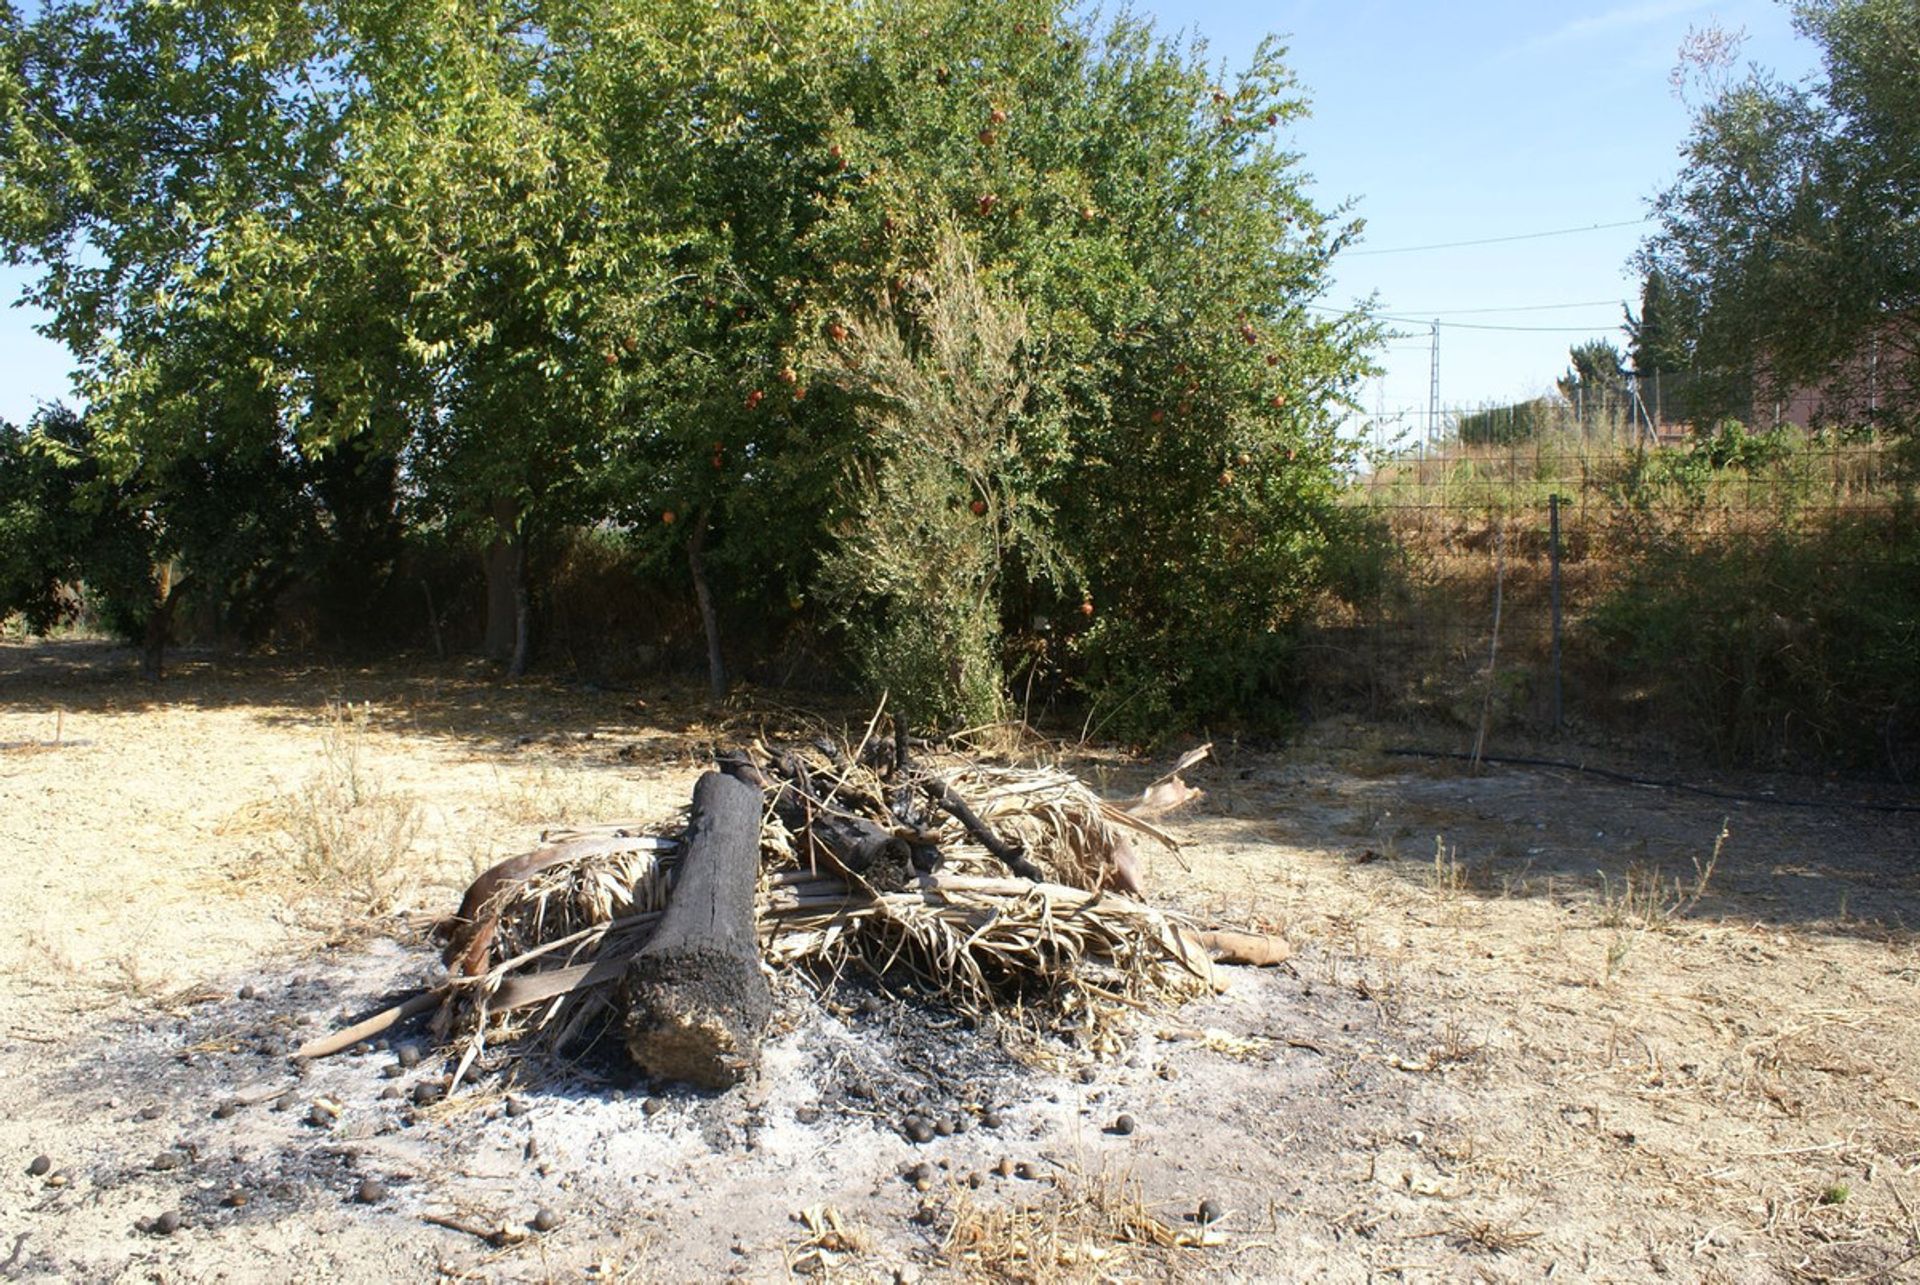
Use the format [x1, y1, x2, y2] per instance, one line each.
[8, 642, 1916, 1281]
[784, 1205, 876, 1277]
[274, 702, 423, 912]
[487, 764, 633, 830]
[1599, 819, 1727, 983]
[939, 1162, 1212, 1282]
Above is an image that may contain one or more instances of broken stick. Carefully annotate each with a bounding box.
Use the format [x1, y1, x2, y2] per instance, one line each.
[923, 778, 1045, 881]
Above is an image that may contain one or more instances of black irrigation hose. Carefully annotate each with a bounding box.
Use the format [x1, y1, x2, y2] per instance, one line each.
[1380, 747, 1920, 816]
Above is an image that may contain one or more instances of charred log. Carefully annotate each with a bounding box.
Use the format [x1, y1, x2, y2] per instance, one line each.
[621, 770, 769, 1089]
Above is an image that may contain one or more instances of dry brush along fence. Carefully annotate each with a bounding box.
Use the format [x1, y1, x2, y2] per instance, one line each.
[1313, 426, 1917, 775]
[295, 728, 1287, 1089]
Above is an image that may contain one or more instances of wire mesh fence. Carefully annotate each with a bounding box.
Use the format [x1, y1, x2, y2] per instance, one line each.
[1304, 417, 1919, 778]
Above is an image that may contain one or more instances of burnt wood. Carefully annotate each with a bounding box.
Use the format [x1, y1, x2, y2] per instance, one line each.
[923, 778, 1045, 881]
[767, 750, 909, 878]
[621, 770, 770, 1089]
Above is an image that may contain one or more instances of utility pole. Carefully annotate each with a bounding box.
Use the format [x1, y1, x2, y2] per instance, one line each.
[1428, 320, 1441, 446]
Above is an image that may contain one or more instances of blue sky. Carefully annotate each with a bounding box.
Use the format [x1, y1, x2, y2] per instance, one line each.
[0, 1, 1821, 433]
[1150, 0, 1819, 443]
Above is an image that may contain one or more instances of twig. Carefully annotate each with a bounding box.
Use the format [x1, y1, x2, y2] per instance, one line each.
[295, 990, 441, 1060]
[421, 1212, 519, 1247]
[1471, 521, 1504, 772]
[924, 778, 1045, 880]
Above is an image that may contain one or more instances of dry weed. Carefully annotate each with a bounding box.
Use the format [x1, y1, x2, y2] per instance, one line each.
[487, 764, 632, 829]
[1441, 1208, 1543, 1254]
[1599, 819, 1727, 982]
[1429, 835, 1468, 895]
[785, 1205, 875, 1277]
[940, 1163, 1211, 1282]
[276, 702, 423, 912]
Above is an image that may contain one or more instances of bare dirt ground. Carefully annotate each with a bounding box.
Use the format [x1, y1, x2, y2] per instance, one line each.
[1, 638, 1916, 1283]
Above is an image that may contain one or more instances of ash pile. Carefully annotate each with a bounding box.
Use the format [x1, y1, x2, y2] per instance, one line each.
[300, 725, 1287, 1095]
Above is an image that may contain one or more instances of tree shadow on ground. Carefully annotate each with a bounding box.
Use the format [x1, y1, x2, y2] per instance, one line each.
[1181, 744, 1920, 945]
[0, 639, 872, 771]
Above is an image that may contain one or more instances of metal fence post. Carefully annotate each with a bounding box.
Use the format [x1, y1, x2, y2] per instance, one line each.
[1549, 492, 1564, 731]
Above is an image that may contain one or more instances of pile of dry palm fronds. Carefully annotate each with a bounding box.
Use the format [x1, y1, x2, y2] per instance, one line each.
[301, 736, 1277, 1083]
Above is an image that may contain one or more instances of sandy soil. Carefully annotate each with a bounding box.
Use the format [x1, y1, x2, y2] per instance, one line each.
[1, 639, 1916, 1283]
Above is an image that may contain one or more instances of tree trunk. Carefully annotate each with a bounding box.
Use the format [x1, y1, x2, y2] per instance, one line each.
[508, 560, 531, 678]
[140, 572, 188, 682]
[621, 770, 769, 1090]
[483, 497, 522, 665]
[688, 504, 726, 703]
[141, 609, 168, 683]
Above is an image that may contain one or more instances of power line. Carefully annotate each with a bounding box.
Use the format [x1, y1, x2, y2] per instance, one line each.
[1397, 298, 1625, 316]
[1346, 218, 1652, 257]
[1308, 301, 1630, 332]
[1413, 318, 1627, 333]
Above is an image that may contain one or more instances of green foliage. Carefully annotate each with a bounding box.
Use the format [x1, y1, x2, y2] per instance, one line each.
[1640, 0, 1920, 427]
[0, 399, 332, 668]
[1584, 507, 1920, 771]
[1601, 419, 1813, 514]
[1455, 340, 1629, 446]
[1572, 422, 1920, 772]
[1557, 339, 1630, 430]
[1457, 397, 1561, 446]
[0, 406, 151, 635]
[815, 230, 1057, 727]
[0, 0, 1378, 730]
[1626, 270, 1688, 378]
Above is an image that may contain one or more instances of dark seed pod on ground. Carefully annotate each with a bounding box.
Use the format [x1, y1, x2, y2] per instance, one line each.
[135, 1105, 163, 1122]
[1014, 1162, 1038, 1181]
[27, 1154, 50, 1176]
[980, 1109, 1003, 1129]
[149, 1151, 182, 1171]
[1198, 1197, 1225, 1225]
[642, 1096, 666, 1117]
[995, 1157, 1014, 1178]
[1110, 1114, 1137, 1136]
[933, 1118, 954, 1137]
[153, 1211, 181, 1236]
[355, 1178, 387, 1204]
[904, 1117, 934, 1144]
[410, 1081, 443, 1107]
[212, 1101, 238, 1120]
[221, 1190, 248, 1208]
[532, 1207, 561, 1233]
[504, 1096, 529, 1118]
[395, 1044, 422, 1069]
